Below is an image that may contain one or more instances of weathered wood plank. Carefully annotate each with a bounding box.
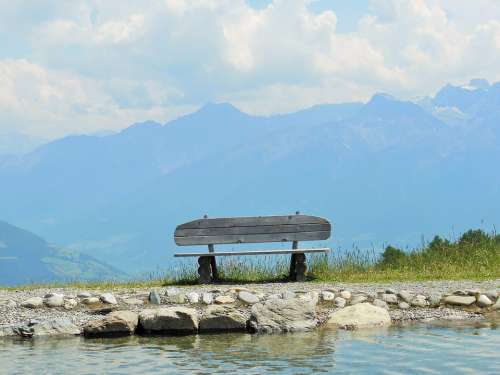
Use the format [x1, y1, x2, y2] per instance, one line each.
[174, 231, 330, 246]
[177, 215, 329, 230]
[175, 223, 331, 237]
[174, 248, 330, 257]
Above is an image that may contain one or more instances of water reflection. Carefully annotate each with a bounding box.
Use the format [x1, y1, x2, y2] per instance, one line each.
[1, 320, 499, 375]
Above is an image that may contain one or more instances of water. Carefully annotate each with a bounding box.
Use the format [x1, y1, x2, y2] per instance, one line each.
[1, 321, 499, 374]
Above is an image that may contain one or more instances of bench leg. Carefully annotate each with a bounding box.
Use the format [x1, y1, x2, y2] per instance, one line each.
[289, 253, 307, 282]
[198, 257, 212, 284]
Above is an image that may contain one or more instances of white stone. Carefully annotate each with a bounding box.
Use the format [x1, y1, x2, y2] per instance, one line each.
[214, 295, 235, 304]
[187, 292, 200, 304]
[327, 303, 391, 330]
[398, 302, 410, 310]
[372, 299, 389, 310]
[100, 293, 117, 305]
[398, 290, 413, 303]
[165, 288, 179, 297]
[492, 299, 500, 311]
[77, 292, 92, 298]
[149, 291, 161, 305]
[321, 291, 335, 302]
[483, 290, 498, 300]
[44, 294, 64, 307]
[169, 293, 186, 304]
[334, 297, 346, 308]
[410, 295, 428, 308]
[21, 297, 43, 308]
[299, 291, 319, 305]
[476, 295, 493, 308]
[238, 291, 259, 304]
[443, 295, 476, 306]
[380, 294, 398, 304]
[339, 290, 351, 300]
[63, 299, 78, 310]
[81, 297, 100, 305]
[202, 293, 213, 305]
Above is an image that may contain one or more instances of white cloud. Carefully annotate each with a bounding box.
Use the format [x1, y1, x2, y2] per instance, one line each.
[0, 0, 499, 137]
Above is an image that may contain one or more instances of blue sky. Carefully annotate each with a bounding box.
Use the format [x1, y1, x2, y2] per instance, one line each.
[0, 0, 499, 138]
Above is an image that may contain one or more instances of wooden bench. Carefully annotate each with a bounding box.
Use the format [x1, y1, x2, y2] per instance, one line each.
[173, 213, 332, 283]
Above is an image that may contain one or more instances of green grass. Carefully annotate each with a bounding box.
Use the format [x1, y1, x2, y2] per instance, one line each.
[2, 229, 499, 290]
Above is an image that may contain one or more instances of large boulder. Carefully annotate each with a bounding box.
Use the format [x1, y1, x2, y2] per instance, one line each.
[84, 311, 139, 337]
[139, 307, 199, 333]
[199, 306, 247, 332]
[248, 298, 317, 334]
[327, 303, 391, 330]
[15, 319, 80, 337]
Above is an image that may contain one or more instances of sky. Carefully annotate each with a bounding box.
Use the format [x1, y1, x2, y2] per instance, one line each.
[1, 0, 500, 138]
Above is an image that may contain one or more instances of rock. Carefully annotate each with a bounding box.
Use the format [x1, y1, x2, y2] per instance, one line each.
[21, 297, 43, 308]
[100, 293, 117, 305]
[84, 311, 138, 337]
[18, 319, 80, 337]
[452, 290, 468, 296]
[380, 293, 398, 304]
[281, 291, 295, 299]
[398, 302, 410, 310]
[238, 291, 259, 304]
[476, 295, 493, 308]
[186, 292, 200, 304]
[398, 290, 413, 303]
[428, 294, 441, 308]
[169, 293, 186, 304]
[165, 288, 179, 297]
[149, 291, 161, 305]
[321, 291, 335, 302]
[327, 303, 391, 330]
[248, 298, 317, 334]
[410, 295, 428, 308]
[44, 294, 64, 307]
[215, 295, 235, 304]
[466, 289, 481, 296]
[202, 293, 213, 305]
[483, 290, 498, 300]
[77, 292, 92, 298]
[81, 297, 100, 305]
[199, 306, 247, 332]
[334, 297, 346, 308]
[443, 295, 476, 306]
[139, 307, 199, 333]
[123, 298, 144, 305]
[350, 295, 367, 305]
[63, 299, 78, 310]
[339, 290, 351, 300]
[0, 324, 16, 337]
[492, 299, 500, 311]
[372, 299, 389, 310]
[298, 291, 319, 305]
[385, 288, 397, 294]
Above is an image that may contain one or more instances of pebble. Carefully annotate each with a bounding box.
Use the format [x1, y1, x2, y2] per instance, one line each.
[372, 299, 389, 310]
[334, 297, 346, 308]
[398, 302, 410, 310]
[238, 291, 259, 304]
[186, 292, 200, 304]
[165, 288, 179, 297]
[202, 293, 213, 305]
[339, 290, 351, 300]
[81, 297, 100, 305]
[100, 293, 117, 305]
[21, 297, 43, 308]
[149, 291, 161, 305]
[321, 291, 335, 302]
[476, 295, 493, 308]
[77, 292, 92, 299]
[380, 293, 398, 304]
[410, 295, 428, 308]
[428, 294, 441, 308]
[215, 295, 235, 304]
[398, 290, 413, 303]
[63, 299, 78, 310]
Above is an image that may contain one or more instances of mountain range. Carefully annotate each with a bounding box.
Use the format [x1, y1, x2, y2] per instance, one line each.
[1, 79, 499, 275]
[0, 220, 126, 286]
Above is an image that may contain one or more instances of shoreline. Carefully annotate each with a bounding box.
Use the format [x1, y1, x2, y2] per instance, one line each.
[1, 279, 499, 338]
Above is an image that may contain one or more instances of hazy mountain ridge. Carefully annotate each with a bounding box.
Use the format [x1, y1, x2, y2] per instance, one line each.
[1, 81, 499, 273]
[0, 220, 127, 286]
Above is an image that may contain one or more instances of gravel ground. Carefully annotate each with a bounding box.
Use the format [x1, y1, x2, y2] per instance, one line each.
[1, 279, 499, 329]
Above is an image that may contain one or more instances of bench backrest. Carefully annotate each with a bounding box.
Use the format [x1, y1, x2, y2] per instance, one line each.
[174, 214, 331, 246]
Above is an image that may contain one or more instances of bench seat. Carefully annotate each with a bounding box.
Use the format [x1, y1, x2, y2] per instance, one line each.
[174, 248, 330, 257]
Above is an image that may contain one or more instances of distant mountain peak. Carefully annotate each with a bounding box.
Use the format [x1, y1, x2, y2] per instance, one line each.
[196, 102, 244, 116]
[120, 120, 162, 134]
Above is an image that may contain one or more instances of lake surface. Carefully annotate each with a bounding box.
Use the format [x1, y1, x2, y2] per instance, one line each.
[1, 320, 499, 374]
